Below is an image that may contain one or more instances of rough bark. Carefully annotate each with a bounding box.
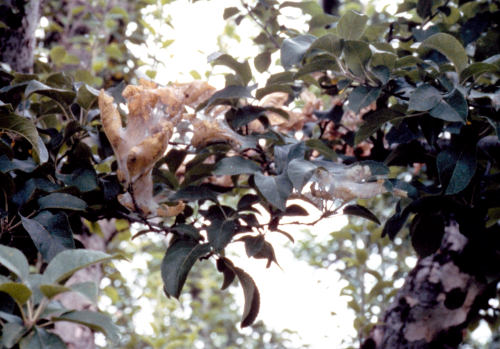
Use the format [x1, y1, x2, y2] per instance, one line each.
[363, 221, 489, 349]
[53, 220, 117, 349]
[0, 0, 41, 73]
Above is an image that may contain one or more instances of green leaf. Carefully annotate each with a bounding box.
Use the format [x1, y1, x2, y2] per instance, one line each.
[25, 80, 76, 106]
[460, 62, 499, 83]
[343, 40, 371, 76]
[213, 156, 261, 175]
[38, 284, 72, 299]
[239, 234, 265, 257]
[306, 34, 343, 58]
[170, 186, 218, 202]
[408, 84, 441, 112]
[419, 33, 469, 74]
[53, 310, 119, 343]
[254, 173, 293, 212]
[161, 237, 211, 299]
[216, 258, 236, 290]
[21, 212, 75, 262]
[232, 105, 267, 128]
[355, 108, 405, 145]
[266, 72, 295, 86]
[44, 249, 122, 284]
[171, 224, 201, 240]
[281, 35, 317, 70]
[211, 54, 252, 86]
[0, 245, 30, 281]
[223, 7, 240, 20]
[76, 84, 99, 110]
[255, 84, 295, 100]
[37, 193, 87, 211]
[232, 266, 260, 328]
[429, 89, 468, 124]
[410, 212, 445, 257]
[305, 139, 337, 160]
[343, 204, 381, 225]
[254, 51, 272, 73]
[336, 10, 368, 40]
[0, 283, 32, 305]
[416, 0, 432, 19]
[287, 159, 318, 193]
[237, 194, 261, 211]
[2, 322, 28, 348]
[253, 240, 280, 269]
[55, 166, 98, 192]
[347, 86, 381, 114]
[295, 58, 340, 78]
[0, 114, 45, 163]
[19, 327, 67, 349]
[201, 85, 253, 111]
[69, 282, 98, 304]
[279, 1, 323, 16]
[437, 138, 477, 195]
[207, 220, 236, 253]
[284, 204, 309, 216]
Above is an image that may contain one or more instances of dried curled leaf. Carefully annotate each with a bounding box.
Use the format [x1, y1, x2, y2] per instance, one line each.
[171, 81, 216, 108]
[190, 119, 242, 148]
[99, 79, 183, 216]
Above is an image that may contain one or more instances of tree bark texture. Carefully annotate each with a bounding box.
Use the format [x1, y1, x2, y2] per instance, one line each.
[53, 220, 117, 349]
[364, 222, 489, 349]
[0, 0, 41, 73]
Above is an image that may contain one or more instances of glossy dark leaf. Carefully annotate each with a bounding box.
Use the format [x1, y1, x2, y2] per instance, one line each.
[170, 186, 218, 202]
[37, 193, 87, 211]
[237, 194, 261, 211]
[429, 89, 468, 124]
[347, 86, 381, 114]
[253, 241, 280, 269]
[233, 266, 260, 328]
[284, 204, 309, 216]
[161, 237, 211, 298]
[0, 245, 30, 281]
[287, 159, 317, 193]
[223, 7, 239, 20]
[200, 85, 253, 111]
[44, 249, 122, 284]
[281, 34, 317, 70]
[53, 310, 119, 343]
[336, 10, 368, 40]
[254, 173, 293, 212]
[419, 33, 468, 74]
[306, 34, 343, 58]
[0, 114, 44, 163]
[255, 84, 295, 100]
[21, 212, 75, 262]
[213, 156, 261, 176]
[76, 83, 99, 110]
[305, 139, 337, 160]
[207, 219, 236, 252]
[408, 84, 441, 112]
[343, 40, 371, 77]
[55, 166, 98, 192]
[410, 212, 445, 257]
[216, 257, 236, 290]
[437, 137, 477, 195]
[211, 54, 252, 85]
[25, 80, 76, 106]
[2, 321, 28, 348]
[381, 200, 412, 240]
[237, 234, 265, 258]
[19, 327, 67, 349]
[255, 51, 272, 73]
[343, 204, 380, 225]
[171, 224, 200, 240]
[232, 105, 267, 128]
[355, 108, 405, 145]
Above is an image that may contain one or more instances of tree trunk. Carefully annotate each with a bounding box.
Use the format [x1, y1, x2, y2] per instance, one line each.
[363, 222, 489, 349]
[0, 0, 41, 73]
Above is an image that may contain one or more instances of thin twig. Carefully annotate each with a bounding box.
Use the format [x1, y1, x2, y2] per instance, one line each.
[241, 1, 281, 49]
